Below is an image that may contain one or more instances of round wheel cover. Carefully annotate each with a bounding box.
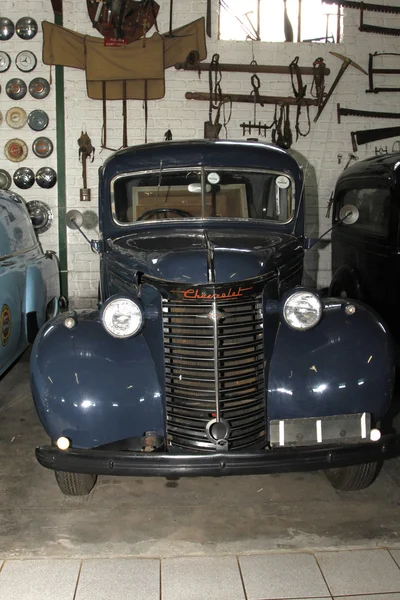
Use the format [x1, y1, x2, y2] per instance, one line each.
[6, 107, 27, 129]
[36, 167, 57, 189]
[0, 51, 11, 73]
[26, 201, 53, 234]
[4, 139, 28, 162]
[32, 137, 53, 158]
[29, 77, 50, 99]
[16, 17, 38, 40]
[13, 167, 35, 189]
[15, 50, 37, 73]
[0, 169, 12, 190]
[6, 78, 27, 100]
[28, 110, 49, 131]
[0, 18, 14, 41]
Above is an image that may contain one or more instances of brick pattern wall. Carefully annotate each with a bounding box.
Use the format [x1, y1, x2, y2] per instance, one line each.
[1, 1, 399, 308]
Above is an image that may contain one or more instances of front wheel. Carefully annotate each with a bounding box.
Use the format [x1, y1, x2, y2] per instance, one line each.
[324, 462, 381, 491]
[55, 470, 97, 496]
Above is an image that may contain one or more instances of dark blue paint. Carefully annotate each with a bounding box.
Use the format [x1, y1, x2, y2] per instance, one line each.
[31, 311, 164, 448]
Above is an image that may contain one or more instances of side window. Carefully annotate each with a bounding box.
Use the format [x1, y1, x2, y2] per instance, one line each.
[337, 188, 390, 237]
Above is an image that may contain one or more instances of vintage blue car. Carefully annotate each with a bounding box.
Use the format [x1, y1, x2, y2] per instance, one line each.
[30, 140, 399, 496]
[0, 190, 60, 377]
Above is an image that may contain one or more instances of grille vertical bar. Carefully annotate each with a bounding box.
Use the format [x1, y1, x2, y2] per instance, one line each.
[163, 295, 266, 451]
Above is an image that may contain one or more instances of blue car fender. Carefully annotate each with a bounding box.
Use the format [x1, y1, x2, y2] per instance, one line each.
[267, 298, 394, 422]
[30, 311, 164, 448]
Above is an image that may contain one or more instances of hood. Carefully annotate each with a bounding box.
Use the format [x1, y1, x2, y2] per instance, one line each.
[107, 225, 303, 284]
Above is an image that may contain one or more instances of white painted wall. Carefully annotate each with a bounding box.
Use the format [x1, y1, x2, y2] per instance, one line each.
[1, 1, 400, 308]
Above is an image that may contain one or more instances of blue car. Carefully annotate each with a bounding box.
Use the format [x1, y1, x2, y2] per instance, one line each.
[30, 140, 399, 496]
[0, 190, 60, 377]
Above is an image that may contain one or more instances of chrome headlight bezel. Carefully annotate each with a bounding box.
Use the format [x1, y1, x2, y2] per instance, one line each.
[282, 289, 323, 331]
[100, 295, 144, 339]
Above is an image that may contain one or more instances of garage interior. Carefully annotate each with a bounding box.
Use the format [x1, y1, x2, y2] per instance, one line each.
[1, 0, 400, 599]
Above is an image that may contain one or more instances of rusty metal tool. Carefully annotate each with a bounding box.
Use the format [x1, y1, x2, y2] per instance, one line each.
[314, 51, 367, 122]
[314, 52, 368, 123]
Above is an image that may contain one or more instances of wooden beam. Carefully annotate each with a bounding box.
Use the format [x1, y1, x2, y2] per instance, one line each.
[176, 62, 330, 76]
[185, 92, 319, 106]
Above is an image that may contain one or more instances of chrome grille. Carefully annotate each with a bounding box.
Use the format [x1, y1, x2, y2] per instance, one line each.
[163, 295, 266, 451]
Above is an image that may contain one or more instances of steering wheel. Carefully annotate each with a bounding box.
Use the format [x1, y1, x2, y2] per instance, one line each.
[136, 208, 193, 221]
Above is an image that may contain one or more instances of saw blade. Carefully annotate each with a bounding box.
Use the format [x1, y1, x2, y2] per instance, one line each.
[324, 0, 400, 15]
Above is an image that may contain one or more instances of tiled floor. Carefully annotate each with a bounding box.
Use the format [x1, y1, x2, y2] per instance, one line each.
[1, 549, 400, 600]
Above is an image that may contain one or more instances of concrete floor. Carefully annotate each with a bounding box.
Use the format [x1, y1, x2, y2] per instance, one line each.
[1, 349, 400, 560]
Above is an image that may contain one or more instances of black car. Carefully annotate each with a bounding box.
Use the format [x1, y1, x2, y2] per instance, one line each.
[30, 140, 399, 496]
[330, 153, 400, 355]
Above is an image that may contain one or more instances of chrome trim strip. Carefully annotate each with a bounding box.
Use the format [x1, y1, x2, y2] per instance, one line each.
[0, 243, 40, 262]
[110, 166, 296, 227]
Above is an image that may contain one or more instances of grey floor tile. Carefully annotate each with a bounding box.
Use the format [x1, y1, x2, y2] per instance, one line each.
[162, 556, 245, 600]
[333, 595, 400, 600]
[239, 553, 330, 600]
[75, 558, 160, 600]
[391, 550, 400, 569]
[316, 549, 400, 596]
[0, 559, 81, 600]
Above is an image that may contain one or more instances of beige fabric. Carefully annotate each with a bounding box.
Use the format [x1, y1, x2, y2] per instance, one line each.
[42, 21, 86, 70]
[41, 18, 206, 100]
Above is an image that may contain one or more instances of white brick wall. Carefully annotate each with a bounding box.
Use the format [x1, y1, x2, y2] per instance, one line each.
[1, 1, 400, 306]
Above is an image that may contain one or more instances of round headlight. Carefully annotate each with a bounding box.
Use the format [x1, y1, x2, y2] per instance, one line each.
[283, 291, 322, 331]
[101, 297, 143, 338]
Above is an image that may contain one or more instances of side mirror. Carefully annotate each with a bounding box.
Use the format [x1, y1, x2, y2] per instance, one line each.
[66, 209, 100, 254]
[339, 204, 359, 225]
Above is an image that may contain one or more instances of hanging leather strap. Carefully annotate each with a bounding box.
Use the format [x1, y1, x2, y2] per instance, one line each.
[295, 103, 311, 140]
[144, 80, 148, 143]
[273, 105, 293, 149]
[122, 80, 128, 148]
[311, 57, 326, 107]
[289, 56, 307, 103]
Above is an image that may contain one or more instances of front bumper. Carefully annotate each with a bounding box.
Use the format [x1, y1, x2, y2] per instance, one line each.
[36, 434, 400, 477]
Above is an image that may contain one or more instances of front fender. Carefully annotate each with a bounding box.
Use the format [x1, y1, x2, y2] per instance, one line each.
[268, 298, 394, 422]
[30, 311, 164, 448]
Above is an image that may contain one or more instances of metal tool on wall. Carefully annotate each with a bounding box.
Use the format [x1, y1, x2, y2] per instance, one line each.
[366, 53, 400, 93]
[351, 126, 400, 151]
[204, 54, 224, 139]
[283, 0, 294, 42]
[241, 74, 272, 137]
[314, 52, 367, 123]
[324, 0, 400, 36]
[337, 103, 400, 123]
[78, 130, 95, 201]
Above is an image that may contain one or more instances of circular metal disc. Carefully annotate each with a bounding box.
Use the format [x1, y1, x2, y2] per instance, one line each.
[0, 169, 12, 190]
[0, 51, 11, 73]
[6, 107, 28, 129]
[36, 167, 57, 189]
[339, 204, 360, 225]
[6, 78, 27, 100]
[28, 109, 49, 132]
[16, 17, 38, 40]
[29, 77, 50, 99]
[0, 18, 14, 41]
[32, 137, 53, 158]
[66, 209, 84, 230]
[13, 167, 35, 189]
[4, 139, 28, 163]
[16, 50, 37, 72]
[26, 201, 53, 234]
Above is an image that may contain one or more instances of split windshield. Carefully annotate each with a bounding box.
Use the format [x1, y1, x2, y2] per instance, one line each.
[112, 167, 294, 224]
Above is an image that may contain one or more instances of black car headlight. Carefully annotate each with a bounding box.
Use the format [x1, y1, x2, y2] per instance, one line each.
[101, 296, 144, 338]
[283, 291, 323, 331]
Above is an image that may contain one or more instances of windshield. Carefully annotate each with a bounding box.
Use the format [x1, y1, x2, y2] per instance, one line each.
[112, 167, 295, 225]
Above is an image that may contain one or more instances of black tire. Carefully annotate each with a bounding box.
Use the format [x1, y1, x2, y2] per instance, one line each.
[55, 470, 97, 496]
[324, 462, 381, 491]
